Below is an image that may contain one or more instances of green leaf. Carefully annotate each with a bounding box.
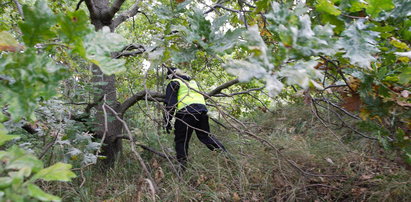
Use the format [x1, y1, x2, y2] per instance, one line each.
[316, 0, 342, 16]
[0, 177, 12, 189]
[320, 14, 345, 34]
[18, 0, 57, 46]
[266, 2, 338, 57]
[366, 0, 395, 18]
[279, 60, 323, 88]
[337, 20, 380, 68]
[32, 162, 76, 182]
[27, 184, 61, 202]
[6, 154, 44, 174]
[84, 27, 127, 75]
[389, 0, 411, 18]
[265, 75, 284, 97]
[390, 38, 410, 50]
[0, 112, 9, 123]
[3, 146, 43, 173]
[225, 59, 267, 82]
[255, 0, 271, 12]
[398, 66, 411, 84]
[0, 124, 19, 146]
[0, 50, 68, 121]
[176, 0, 192, 11]
[345, 0, 367, 12]
[57, 10, 91, 57]
[210, 28, 244, 54]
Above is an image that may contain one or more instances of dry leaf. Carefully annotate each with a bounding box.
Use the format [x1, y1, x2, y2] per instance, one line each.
[396, 101, 411, 107]
[196, 174, 207, 186]
[341, 93, 362, 112]
[151, 159, 159, 169]
[360, 174, 374, 180]
[401, 90, 409, 98]
[325, 158, 334, 165]
[232, 192, 241, 202]
[155, 167, 164, 183]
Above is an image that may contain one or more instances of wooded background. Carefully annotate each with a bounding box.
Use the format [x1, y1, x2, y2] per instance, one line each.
[0, 0, 410, 201]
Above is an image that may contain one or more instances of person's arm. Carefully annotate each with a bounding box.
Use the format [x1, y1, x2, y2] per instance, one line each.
[164, 81, 179, 132]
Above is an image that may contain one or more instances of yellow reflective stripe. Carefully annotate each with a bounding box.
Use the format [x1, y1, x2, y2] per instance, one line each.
[171, 79, 205, 110]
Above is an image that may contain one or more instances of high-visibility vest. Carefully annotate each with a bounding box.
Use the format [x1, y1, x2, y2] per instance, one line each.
[171, 79, 206, 110]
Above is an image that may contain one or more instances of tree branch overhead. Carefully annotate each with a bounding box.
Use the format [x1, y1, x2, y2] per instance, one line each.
[108, 0, 127, 17]
[111, 0, 141, 29]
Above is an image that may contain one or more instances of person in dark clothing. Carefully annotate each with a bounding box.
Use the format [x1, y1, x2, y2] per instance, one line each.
[164, 68, 226, 169]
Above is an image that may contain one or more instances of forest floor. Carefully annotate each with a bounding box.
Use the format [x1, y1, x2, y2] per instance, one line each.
[49, 103, 410, 201]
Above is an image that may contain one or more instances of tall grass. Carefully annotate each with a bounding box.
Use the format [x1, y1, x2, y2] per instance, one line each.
[51, 103, 410, 201]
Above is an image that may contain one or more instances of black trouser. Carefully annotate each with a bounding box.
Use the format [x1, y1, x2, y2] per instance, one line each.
[174, 111, 226, 166]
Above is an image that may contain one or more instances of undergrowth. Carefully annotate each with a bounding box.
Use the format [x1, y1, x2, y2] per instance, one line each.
[48, 104, 410, 201]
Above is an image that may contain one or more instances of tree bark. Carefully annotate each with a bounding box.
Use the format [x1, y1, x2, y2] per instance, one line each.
[91, 64, 123, 165]
[84, 0, 130, 165]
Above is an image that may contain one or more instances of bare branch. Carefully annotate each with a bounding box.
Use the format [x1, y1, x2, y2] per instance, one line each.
[313, 99, 378, 141]
[323, 84, 347, 90]
[213, 86, 264, 97]
[39, 131, 59, 159]
[138, 10, 152, 24]
[238, 0, 249, 29]
[111, 0, 140, 29]
[119, 78, 241, 115]
[207, 78, 239, 97]
[116, 136, 174, 159]
[75, 0, 84, 11]
[119, 90, 165, 114]
[210, 117, 228, 129]
[204, 3, 252, 14]
[314, 98, 361, 120]
[112, 44, 146, 58]
[12, 0, 24, 18]
[108, 0, 127, 17]
[242, 0, 256, 8]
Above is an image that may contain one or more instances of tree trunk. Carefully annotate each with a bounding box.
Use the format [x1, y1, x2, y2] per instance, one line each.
[82, 0, 147, 165]
[81, 0, 127, 165]
[91, 64, 123, 165]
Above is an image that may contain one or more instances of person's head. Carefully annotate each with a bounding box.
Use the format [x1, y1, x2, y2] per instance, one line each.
[166, 67, 177, 79]
[166, 67, 190, 80]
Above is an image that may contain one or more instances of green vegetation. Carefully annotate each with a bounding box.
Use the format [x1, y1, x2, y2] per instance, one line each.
[51, 104, 410, 201]
[0, 0, 409, 201]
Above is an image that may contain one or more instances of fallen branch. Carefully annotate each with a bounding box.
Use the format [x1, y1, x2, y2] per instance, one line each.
[116, 135, 174, 159]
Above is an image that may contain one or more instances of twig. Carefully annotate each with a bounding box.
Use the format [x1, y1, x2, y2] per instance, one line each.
[137, 10, 152, 24]
[39, 131, 60, 159]
[79, 95, 109, 188]
[313, 99, 378, 140]
[204, 4, 251, 14]
[323, 84, 348, 90]
[12, 0, 24, 19]
[314, 98, 360, 120]
[213, 87, 264, 97]
[103, 104, 157, 191]
[116, 135, 174, 159]
[75, 0, 84, 11]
